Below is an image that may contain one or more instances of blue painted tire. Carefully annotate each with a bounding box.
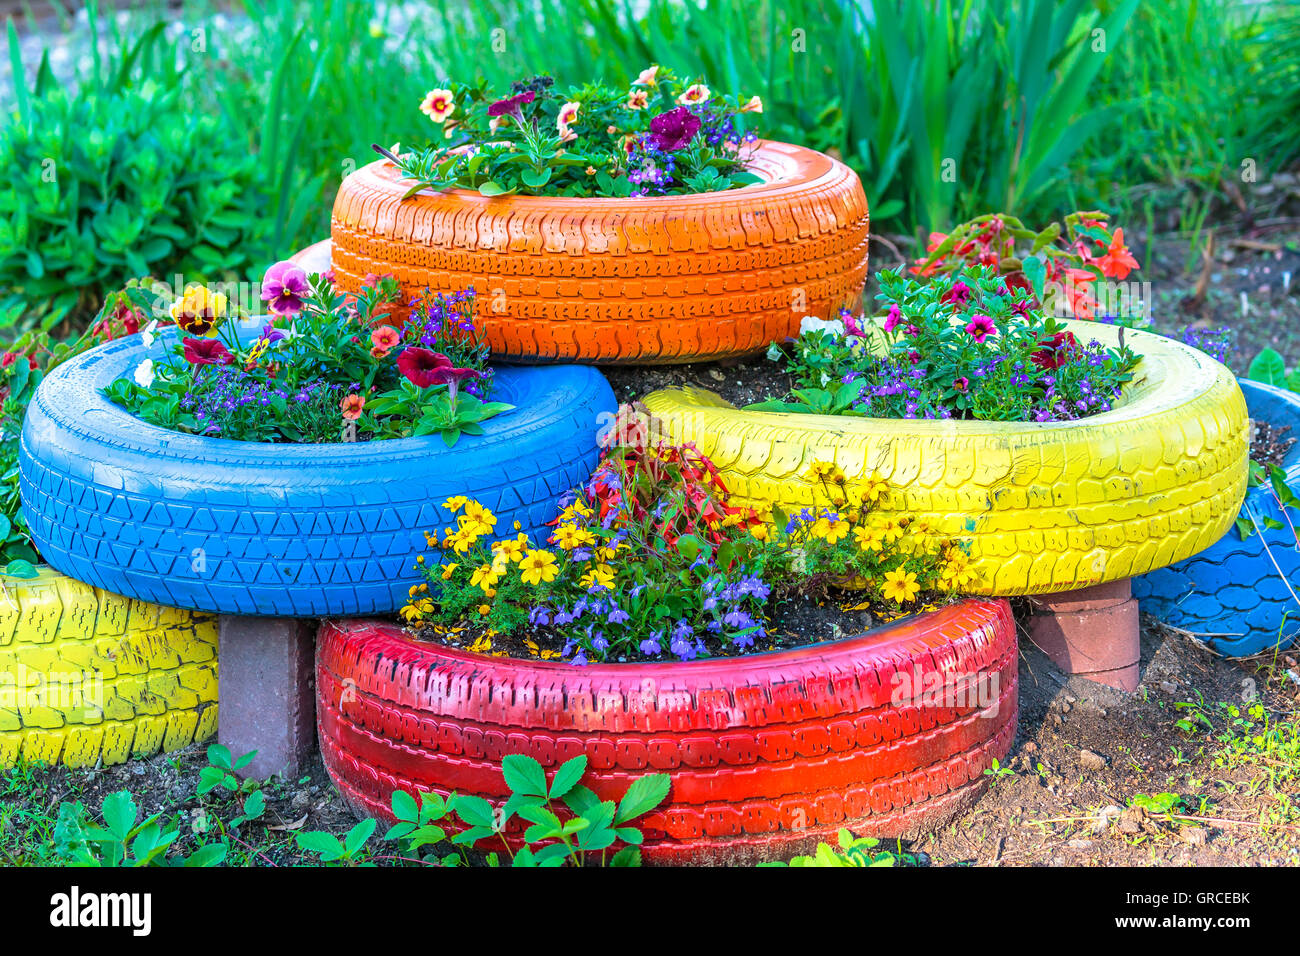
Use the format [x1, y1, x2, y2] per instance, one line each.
[1133, 379, 1300, 656]
[18, 318, 615, 617]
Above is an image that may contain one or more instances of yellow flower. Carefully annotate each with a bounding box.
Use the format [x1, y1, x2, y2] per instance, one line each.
[579, 565, 616, 590]
[169, 284, 227, 336]
[552, 524, 596, 551]
[477, 604, 491, 616]
[519, 549, 559, 586]
[440, 562, 459, 580]
[560, 499, 594, 522]
[881, 568, 920, 604]
[859, 477, 888, 503]
[399, 603, 422, 623]
[750, 523, 771, 542]
[463, 501, 497, 529]
[470, 564, 503, 592]
[443, 496, 468, 512]
[812, 513, 849, 544]
[490, 536, 523, 561]
[854, 525, 884, 552]
[878, 519, 903, 543]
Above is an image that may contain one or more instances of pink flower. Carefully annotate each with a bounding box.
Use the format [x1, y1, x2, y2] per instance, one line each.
[397, 347, 452, 388]
[964, 314, 996, 342]
[419, 88, 456, 123]
[487, 90, 535, 118]
[953, 377, 970, 392]
[942, 280, 972, 308]
[183, 338, 234, 366]
[634, 65, 659, 86]
[884, 304, 902, 332]
[261, 261, 310, 316]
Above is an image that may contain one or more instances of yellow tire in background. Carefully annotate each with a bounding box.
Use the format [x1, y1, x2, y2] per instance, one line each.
[0, 567, 218, 768]
[643, 322, 1249, 595]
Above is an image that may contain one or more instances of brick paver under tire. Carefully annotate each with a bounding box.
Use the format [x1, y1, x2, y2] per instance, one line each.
[0, 566, 217, 768]
[1134, 378, 1300, 656]
[316, 600, 1017, 865]
[643, 322, 1249, 596]
[328, 140, 870, 365]
[19, 320, 616, 616]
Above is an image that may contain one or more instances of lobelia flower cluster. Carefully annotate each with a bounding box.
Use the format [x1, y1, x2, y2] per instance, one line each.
[388, 66, 763, 199]
[402, 408, 965, 665]
[755, 266, 1141, 423]
[103, 262, 510, 445]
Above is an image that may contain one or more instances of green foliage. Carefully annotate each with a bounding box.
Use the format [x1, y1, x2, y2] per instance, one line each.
[52, 790, 227, 867]
[1246, 348, 1300, 393]
[0, 19, 261, 330]
[763, 828, 916, 867]
[294, 754, 672, 867]
[393, 70, 762, 198]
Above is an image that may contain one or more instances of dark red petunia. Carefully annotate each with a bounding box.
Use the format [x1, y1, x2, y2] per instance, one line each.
[397, 347, 453, 388]
[648, 107, 702, 151]
[1031, 331, 1078, 371]
[487, 90, 536, 118]
[183, 337, 234, 366]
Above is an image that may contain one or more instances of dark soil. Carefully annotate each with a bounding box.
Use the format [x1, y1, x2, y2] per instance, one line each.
[905, 611, 1300, 867]
[1252, 419, 1296, 469]
[602, 352, 791, 408]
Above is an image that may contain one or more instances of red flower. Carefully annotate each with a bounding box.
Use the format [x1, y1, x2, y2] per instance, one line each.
[1097, 228, 1140, 280]
[1, 353, 15, 369]
[183, 338, 234, 366]
[397, 347, 452, 388]
[1031, 331, 1078, 371]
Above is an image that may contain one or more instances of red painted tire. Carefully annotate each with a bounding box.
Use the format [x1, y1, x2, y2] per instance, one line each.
[316, 599, 1017, 865]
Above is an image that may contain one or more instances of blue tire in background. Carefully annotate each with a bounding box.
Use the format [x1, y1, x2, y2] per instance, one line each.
[1133, 378, 1300, 657]
[19, 319, 616, 617]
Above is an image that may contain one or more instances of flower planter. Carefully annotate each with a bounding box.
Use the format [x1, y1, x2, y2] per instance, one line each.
[1133, 378, 1300, 656]
[642, 322, 1249, 595]
[328, 141, 870, 365]
[18, 319, 616, 616]
[316, 599, 1017, 865]
[0, 565, 218, 768]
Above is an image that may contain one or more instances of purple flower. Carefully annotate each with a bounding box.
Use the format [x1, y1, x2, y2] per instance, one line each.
[639, 637, 662, 656]
[261, 261, 310, 316]
[607, 608, 630, 625]
[648, 107, 702, 151]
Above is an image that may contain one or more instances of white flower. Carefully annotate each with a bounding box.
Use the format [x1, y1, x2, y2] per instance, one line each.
[133, 359, 155, 388]
[141, 319, 158, 347]
[799, 316, 844, 338]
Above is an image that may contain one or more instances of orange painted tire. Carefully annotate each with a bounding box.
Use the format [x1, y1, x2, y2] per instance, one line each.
[316, 599, 1016, 865]
[327, 141, 870, 365]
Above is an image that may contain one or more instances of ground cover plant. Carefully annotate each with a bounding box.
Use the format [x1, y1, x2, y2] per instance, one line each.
[753, 266, 1139, 422]
[386, 66, 763, 198]
[401, 408, 972, 664]
[103, 263, 507, 445]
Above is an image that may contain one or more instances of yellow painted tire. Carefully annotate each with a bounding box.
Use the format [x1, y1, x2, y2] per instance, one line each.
[0, 567, 218, 768]
[642, 322, 1249, 595]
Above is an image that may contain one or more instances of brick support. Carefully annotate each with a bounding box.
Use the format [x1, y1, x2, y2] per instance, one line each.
[1027, 579, 1140, 692]
[218, 617, 317, 779]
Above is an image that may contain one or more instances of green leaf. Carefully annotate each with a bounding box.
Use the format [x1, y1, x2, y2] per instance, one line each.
[520, 167, 552, 189]
[184, 843, 228, 867]
[391, 790, 419, 823]
[548, 755, 587, 799]
[101, 791, 137, 842]
[1021, 255, 1046, 300]
[296, 831, 345, 860]
[477, 181, 508, 197]
[2, 559, 38, 579]
[615, 773, 671, 825]
[502, 753, 548, 798]
[1248, 349, 1288, 388]
[610, 846, 641, 867]
[343, 818, 376, 856]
